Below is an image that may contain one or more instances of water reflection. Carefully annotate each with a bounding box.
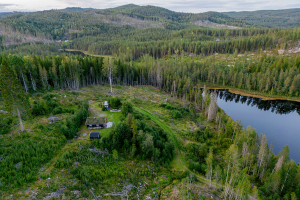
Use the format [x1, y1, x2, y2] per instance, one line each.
[216, 90, 300, 115]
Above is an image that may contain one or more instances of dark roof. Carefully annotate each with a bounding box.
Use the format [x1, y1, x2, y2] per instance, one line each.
[90, 132, 100, 137]
[85, 118, 106, 125]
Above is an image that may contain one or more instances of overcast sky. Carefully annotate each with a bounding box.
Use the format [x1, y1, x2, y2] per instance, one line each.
[1, 0, 300, 13]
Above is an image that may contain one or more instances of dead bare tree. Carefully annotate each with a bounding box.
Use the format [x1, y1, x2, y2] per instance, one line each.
[208, 96, 218, 121]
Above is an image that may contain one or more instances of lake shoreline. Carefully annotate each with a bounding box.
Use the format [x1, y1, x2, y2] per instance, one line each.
[199, 84, 300, 103]
[60, 49, 114, 58]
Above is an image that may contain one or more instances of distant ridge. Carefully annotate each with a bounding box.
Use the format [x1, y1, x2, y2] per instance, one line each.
[223, 8, 300, 28]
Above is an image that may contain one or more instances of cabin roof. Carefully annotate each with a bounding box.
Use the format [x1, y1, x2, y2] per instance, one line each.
[89, 132, 100, 137]
[85, 118, 106, 125]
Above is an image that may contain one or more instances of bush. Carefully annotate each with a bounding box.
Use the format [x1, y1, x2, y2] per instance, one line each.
[60, 100, 89, 139]
[31, 100, 49, 116]
[0, 117, 13, 134]
[188, 160, 206, 174]
[110, 97, 122, 109]
[31, 99, 59, 116]
[121, 100, 133, 117]
[42, 94, 55, 100]
[171, 110, 182, 119]
[159, 103, 167, 107]
[52, 106, 63, 115]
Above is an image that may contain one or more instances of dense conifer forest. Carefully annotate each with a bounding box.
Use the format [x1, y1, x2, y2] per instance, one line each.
[1, 4, 300, 199]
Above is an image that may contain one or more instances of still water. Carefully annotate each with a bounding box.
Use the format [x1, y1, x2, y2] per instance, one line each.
[216, 90, 300, 163]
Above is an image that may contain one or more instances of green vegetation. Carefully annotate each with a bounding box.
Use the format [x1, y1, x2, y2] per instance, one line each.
[0, 85, 299, 199]
[1, 3, 300, 199]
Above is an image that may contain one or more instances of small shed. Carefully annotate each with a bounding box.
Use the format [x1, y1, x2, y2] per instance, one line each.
[104, 101, 109, 109]
[85, 117, 107, 129]
[89, 132, 100, 140]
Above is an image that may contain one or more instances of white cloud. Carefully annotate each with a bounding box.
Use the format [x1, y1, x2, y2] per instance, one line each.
[0, 0, 299, 13]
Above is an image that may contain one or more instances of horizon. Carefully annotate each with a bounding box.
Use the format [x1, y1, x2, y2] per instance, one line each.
[1, 1, 300, 13]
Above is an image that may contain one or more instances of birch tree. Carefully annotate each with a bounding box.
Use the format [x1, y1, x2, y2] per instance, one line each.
[0, 55, 29, 132]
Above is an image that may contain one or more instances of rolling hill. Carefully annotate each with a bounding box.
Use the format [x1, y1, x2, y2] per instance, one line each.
[224, 8, 300, 28]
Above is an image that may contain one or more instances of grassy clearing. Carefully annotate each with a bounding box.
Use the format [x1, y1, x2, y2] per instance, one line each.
[1, 85, 223, 199]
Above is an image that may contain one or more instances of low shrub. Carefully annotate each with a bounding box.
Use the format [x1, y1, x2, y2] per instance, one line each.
[171, 110, 182, 119]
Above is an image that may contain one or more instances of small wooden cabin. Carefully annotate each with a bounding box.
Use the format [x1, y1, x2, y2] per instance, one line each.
[89, 132, 100, 140]
[85, 118, 107, 129]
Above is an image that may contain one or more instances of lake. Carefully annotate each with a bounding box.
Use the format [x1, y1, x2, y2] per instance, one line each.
[215, 89, 300, 163]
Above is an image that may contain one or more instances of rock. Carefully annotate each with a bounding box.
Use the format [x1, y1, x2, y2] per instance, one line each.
[64, 95, 67, 98]
[74, 162, 79, 168]
[24, 187, 31, 194]
[48, 116, 58, 123]
[15, 162, 21, 169]
[278, 50, 285, 55]
[44, 187, 65, 200]
[83, 133, 87, 137]
[72, 190, 81, 195]
[123, 184, 134, 192]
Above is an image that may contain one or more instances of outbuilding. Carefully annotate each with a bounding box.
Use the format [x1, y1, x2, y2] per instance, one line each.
[85, 117, 107, 129]
[104, 101, 109, 109]
[89, 132, 100, 140]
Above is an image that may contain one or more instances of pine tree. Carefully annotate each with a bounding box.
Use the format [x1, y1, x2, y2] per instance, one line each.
[0, 55, 29, 132]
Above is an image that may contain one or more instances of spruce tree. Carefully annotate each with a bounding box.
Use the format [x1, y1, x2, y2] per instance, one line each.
[0, 55, 29, 132]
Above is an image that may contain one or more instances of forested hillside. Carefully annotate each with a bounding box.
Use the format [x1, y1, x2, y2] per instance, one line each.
[224, 8, 300, 28]
[1, 4, 300, 199]
[0, 4, 250, 55]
